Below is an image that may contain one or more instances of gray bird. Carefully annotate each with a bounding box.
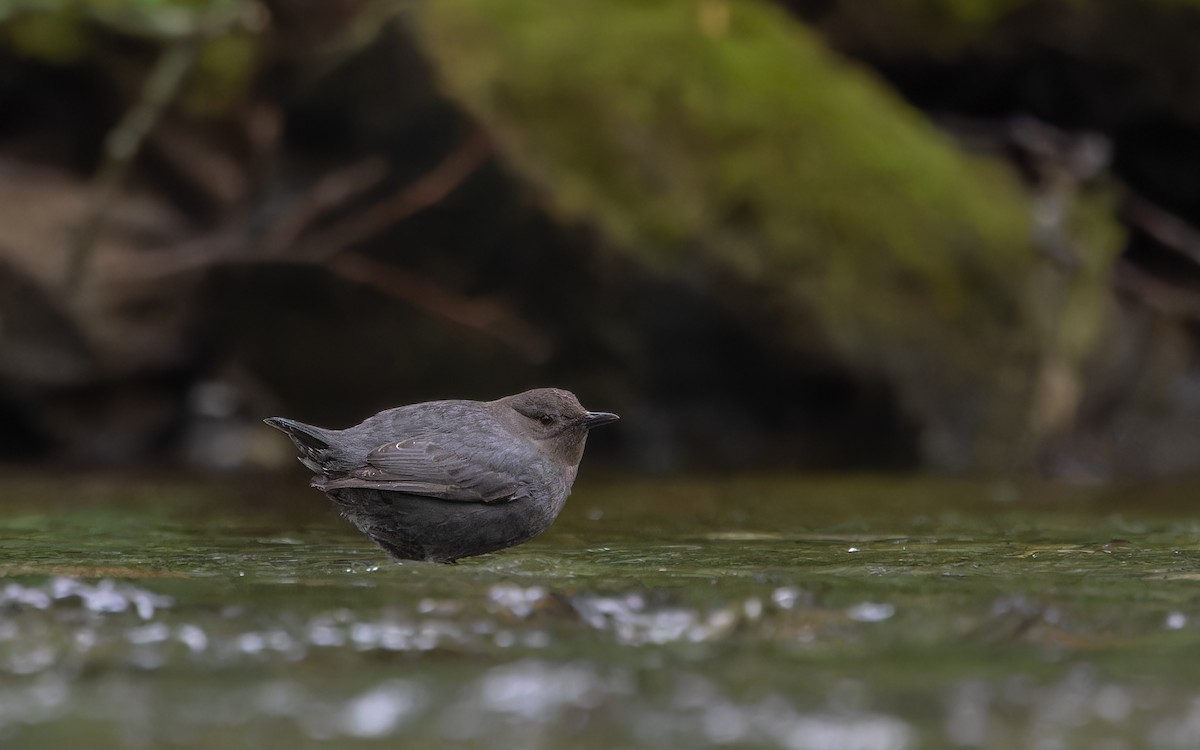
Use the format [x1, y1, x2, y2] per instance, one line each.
[264, 388, 618, 562]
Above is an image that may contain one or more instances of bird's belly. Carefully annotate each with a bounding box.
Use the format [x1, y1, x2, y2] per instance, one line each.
[325, 487, 561, 563]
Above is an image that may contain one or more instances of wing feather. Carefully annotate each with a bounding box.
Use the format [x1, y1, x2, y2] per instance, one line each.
[314, 437, 523, 503]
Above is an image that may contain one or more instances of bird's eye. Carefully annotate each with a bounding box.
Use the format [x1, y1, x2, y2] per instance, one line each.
[538, 414, 554, 426]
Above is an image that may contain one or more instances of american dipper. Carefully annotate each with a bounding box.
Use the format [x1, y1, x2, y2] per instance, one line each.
[264, 388, 618, 562]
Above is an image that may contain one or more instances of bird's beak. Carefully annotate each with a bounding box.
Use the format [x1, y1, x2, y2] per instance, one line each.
[583, 411, 620, 429]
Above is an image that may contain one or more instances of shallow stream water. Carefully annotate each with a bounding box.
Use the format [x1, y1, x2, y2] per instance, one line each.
[1, 472, 1199, 749]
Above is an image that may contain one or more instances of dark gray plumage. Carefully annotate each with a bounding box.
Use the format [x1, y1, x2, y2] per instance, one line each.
[264, 388, 618, 562]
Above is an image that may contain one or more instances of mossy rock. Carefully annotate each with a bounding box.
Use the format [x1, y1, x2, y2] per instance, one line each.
[0, 0, 259, 113]
[417, 0, 1122, 471]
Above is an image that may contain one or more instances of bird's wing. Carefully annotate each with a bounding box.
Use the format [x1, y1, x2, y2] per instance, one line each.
[314, 437, 524, 503]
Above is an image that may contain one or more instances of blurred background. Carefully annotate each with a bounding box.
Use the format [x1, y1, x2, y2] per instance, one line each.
[3, 0, 1200, 480]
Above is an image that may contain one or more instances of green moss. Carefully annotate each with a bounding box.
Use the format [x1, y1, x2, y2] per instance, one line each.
[1054, 186, 1124, 365]
[181, 30, 258, 114]
[422, 0, 1035, 320]
[419, 0, 1095, 468]
[1, 0, 260, 112]
[0, 8, 92, 63]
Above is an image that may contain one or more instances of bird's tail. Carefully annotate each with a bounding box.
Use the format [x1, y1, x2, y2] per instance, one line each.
[263, 416, 334, 474]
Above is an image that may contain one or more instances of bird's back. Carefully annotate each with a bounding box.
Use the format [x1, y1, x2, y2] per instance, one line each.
[271, 400, 553, 488]
[346, 399, 539, 472]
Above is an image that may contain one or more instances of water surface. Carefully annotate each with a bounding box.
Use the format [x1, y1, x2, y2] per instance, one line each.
[1, 473, 1199, 749]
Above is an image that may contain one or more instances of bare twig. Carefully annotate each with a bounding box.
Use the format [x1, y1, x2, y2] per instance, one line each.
[66, 37, 202, 295]
[63, 2, 266, 296]
[113, 130, 546, 360]
[119, 229, 248, 280]
[257, 156, 391, 257]
[330, 251, 551, 362]
[291, 129, 492, 261]
[126, 130, 491, 279]
[1113, 259, 1200, 318]
[1121, 195, 1200, 268]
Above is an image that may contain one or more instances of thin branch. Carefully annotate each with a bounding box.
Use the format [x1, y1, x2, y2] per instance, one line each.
[290, 129, 493, 262]
[1113, 259, 1200, 319]
[119, 156, 392, 280]
[330, 251, 551, 362]
[127, 131, 491, 279]
[257, 156, 391, 257]
[112, 130, 547, 361]
[1121, 195, 1200, 268]
[66, 37, 203, 295]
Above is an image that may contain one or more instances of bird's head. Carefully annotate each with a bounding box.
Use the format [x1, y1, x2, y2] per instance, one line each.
[497, 388, 619, 465]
